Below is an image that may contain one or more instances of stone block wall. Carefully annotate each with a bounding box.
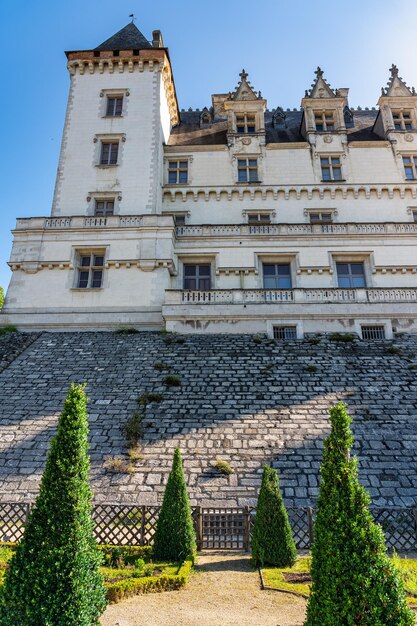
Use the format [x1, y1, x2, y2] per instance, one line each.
[0, 332, 416, 508]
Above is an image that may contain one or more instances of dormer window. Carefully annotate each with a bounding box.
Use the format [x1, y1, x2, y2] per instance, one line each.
[315, 111, 335, 132]
[236, 114, 256, 134]
[392, 110, 413, 130]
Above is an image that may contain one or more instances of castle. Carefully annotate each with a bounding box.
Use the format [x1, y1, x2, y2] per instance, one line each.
[2, 22, 417, 337]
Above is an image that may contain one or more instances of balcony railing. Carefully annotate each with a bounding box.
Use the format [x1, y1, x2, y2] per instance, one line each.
[175, 223, 417, 237]
[14, 215, 173, 230]
[165, 288, 417, 305]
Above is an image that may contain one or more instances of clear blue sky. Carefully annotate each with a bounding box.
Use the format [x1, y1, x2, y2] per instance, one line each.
[1, 0, 417, 290]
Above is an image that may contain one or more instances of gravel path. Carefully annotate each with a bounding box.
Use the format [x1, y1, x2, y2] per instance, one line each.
[101, 551, 306, 626]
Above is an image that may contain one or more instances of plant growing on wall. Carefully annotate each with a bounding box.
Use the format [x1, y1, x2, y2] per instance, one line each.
[305, 402, 415, 626]
[252, 465, 297, 567]
[0, 286, 4, 309]
[153, 448, 196, 562]
[0, 384, 107, 626]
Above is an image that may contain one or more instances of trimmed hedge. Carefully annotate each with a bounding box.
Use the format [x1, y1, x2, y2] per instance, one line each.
[252, 465, 297, 568]
[305, 402, 415, 626]
[106, 560, 193, 603]
[153, 448, 196, 562]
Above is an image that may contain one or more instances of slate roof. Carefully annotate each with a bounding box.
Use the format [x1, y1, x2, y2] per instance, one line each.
[168, 108, 382, 146]
[95, 23, 151, 51]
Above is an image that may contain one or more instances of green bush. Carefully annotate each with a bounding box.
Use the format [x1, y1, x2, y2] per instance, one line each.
[0, 384, 107, 626]
[99, 544, 152, 567]
[153, 448, 196, 562]
[115, 327, 139, 334]
[164, 374, 181, 387]
[137, 392, 163, 405]
[329, 332, 355, 342]
[252, 465, 297, 568]
[153, 361, 169, 370]
[305, 402, 415, 626]
[0, 325, 17, 335]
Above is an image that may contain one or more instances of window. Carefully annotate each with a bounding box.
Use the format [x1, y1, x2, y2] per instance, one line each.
[238, 159, 258, 182]
[263, 264, 292, 289]
[309, 211, 333, 223]
[183, 264, 211, 290]
[236, 114, 256, 133]
[174, 214, 186, 225]
[106, 96, 123, 117]
[94, 199, 114, 216]
[336, 262, 366, 288]
[273, 326, 297, 340]
[392, 110, 413, 131]
[402, 156, 417, 180]
[77, 253, 104, 289]
[361, 326, 386, 340]
[100, 142, 119, 165]
[168, 160, 188, 184]
[413, 211, 417, 223]
[320, 156, 342, 181]
[247, 213, 271, 224]
[315, 111, 335, 132]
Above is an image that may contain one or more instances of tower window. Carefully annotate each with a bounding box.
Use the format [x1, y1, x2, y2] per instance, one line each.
[402, 156, 417, 180]
[392, 111, 413, 131]
[320, 156, 342, 181]
[315, 111, 335, 132]
[336, 262, 366, 288]
[94, 199, 115, 216]
[236, 114, 256, 133]
[106, 96, 123, 117]
[168, 161, 188, 184]
[237, 159, 258, 182]
[100, 142, 119, 165]
[77, 253, 105, 289]
[263, 264, 292, 289]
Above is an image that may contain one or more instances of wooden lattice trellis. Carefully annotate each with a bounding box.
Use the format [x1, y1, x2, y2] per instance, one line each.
[1, 502, 416, 552]
[0, 502, 30, 543]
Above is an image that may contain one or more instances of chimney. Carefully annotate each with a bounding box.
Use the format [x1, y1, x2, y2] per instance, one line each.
[152, 30, 164, 48]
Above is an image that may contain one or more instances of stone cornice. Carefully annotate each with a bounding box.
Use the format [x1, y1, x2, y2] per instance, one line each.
[9, 259, 177, 275]
[66, 49, 179, 125]
[163, 183, 417, 202]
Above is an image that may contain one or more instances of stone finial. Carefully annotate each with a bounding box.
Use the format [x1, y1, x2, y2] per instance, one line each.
[315, 66, 324, 78]
[239, 68, 248, 81]
[389, 64, 399, 78]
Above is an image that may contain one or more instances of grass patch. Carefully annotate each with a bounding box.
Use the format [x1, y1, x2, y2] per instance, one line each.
[103, 456, 134, 474]
[261, 554, 417, 605]
[214, 460, 234, 475]
[122, 411, 144, 446]
[137, 392, 163, 406]
[0, 325, 17, 336]
[154, 361, 169, 370]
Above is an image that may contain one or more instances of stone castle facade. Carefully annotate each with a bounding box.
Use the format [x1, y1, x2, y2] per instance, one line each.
[2, 22, 417, 337]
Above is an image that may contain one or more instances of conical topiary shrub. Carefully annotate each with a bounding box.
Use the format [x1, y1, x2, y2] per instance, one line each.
[152, 448, 196, 562]
[305, 402, 415, 626]
[252, 465, 297, 567]
[0, 384, 107, 626]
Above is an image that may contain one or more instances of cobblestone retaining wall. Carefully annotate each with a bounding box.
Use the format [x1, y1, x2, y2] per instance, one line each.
[0, 332, 416, 507]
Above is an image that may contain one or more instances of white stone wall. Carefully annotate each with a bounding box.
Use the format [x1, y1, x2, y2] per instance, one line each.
[52, 66, 168, 217]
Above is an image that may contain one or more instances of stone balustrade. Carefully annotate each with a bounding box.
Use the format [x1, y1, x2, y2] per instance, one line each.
[165, 287, 417, 305]
[175, 222, 417, 237]
[13, 215, 174, 231]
